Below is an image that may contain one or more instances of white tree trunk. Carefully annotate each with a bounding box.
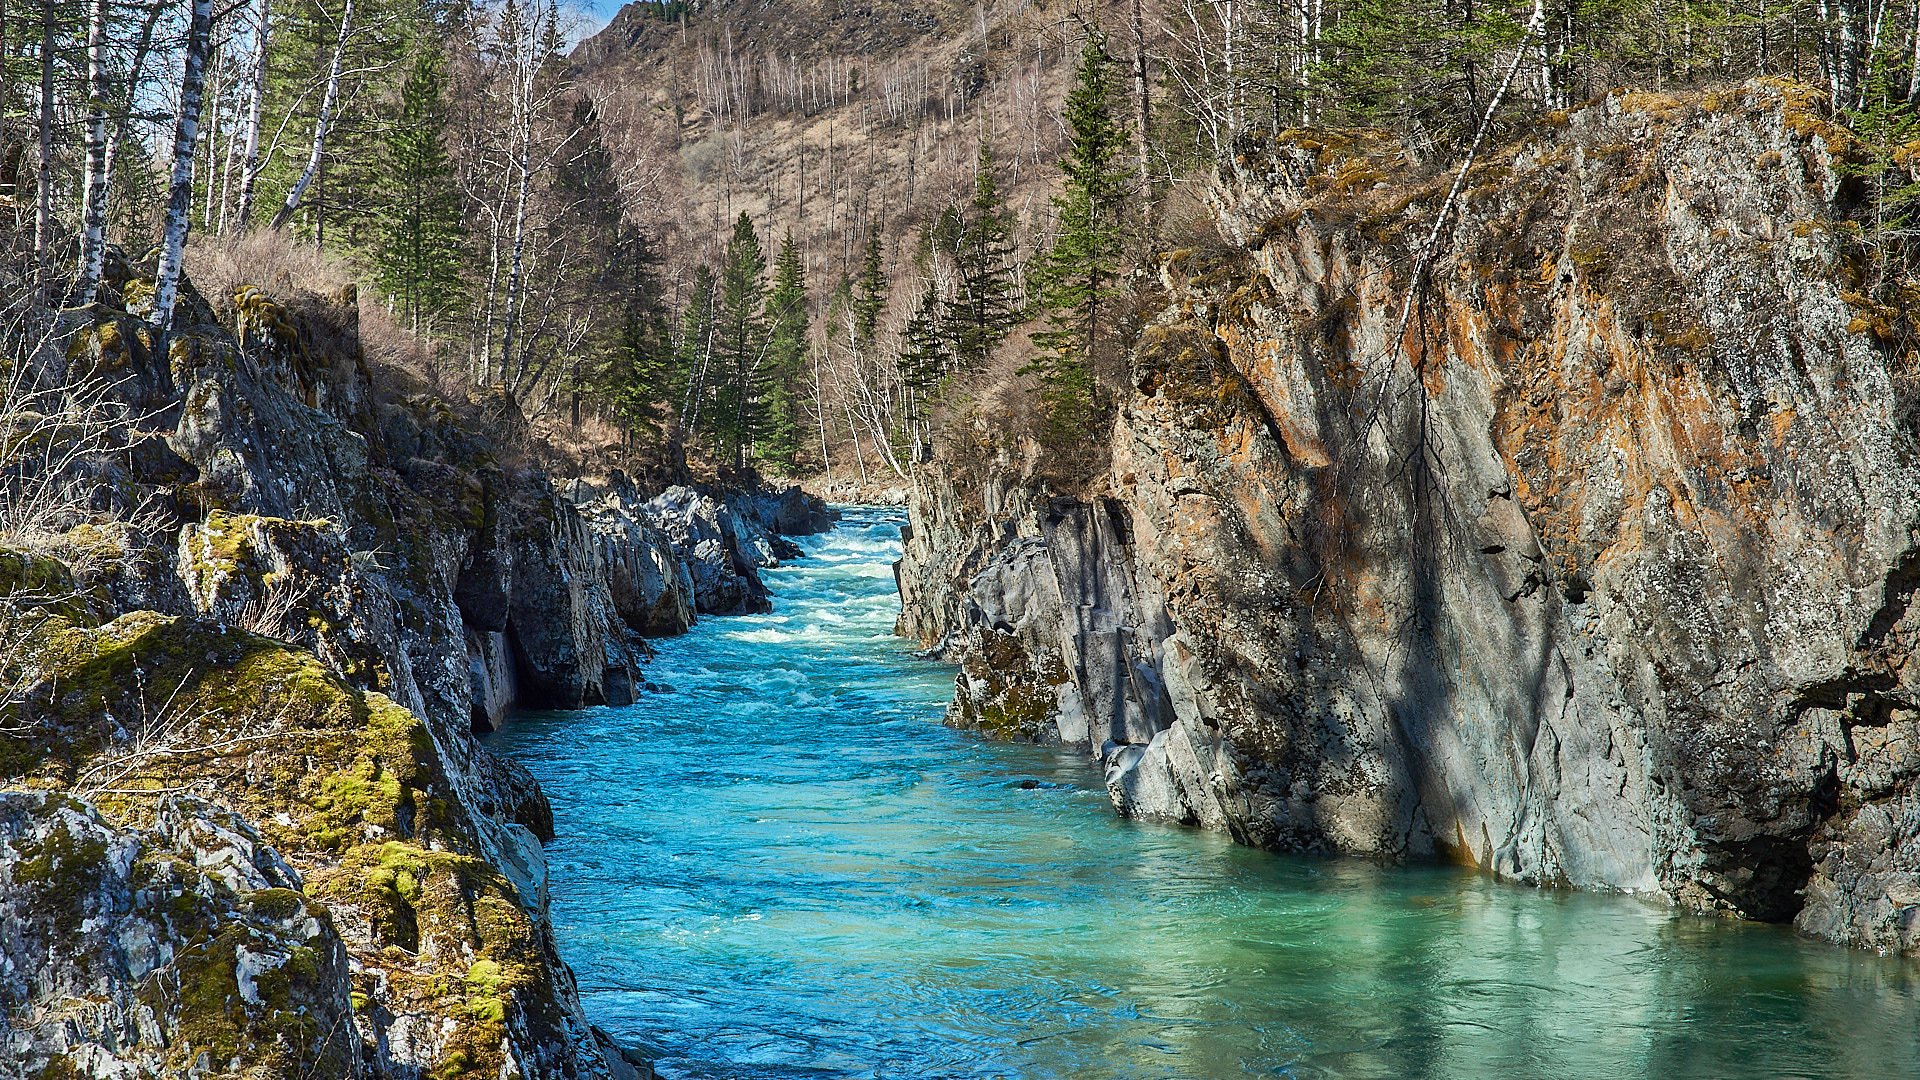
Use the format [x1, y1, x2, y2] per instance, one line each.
[33, 0, 53, 259]
[1130, 0, 1150, 185]
[75, 0, 110, 303]
[269, 0, 353, 231]
[152, 0, 216, 337]
[1908, 0, 1920, 101]
[234, 0, 271, 228]
[200, 44, 226, 229]
[497, 7, 538, 388]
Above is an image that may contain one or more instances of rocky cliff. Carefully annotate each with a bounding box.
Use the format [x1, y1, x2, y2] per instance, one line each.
[898, 80, 1920, 954]
[0, 261, 832, 1076]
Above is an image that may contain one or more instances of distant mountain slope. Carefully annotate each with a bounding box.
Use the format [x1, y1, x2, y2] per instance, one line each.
[568, 0, 1115, 296]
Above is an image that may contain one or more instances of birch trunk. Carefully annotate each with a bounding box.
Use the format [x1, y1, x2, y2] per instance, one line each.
[200, 45, 226, 229]
[1834, 0, 1858, 109]
[1130, 0, 1151, 187]
[270, 0, 353, 230]
[496, 18, 538, 389]
[34, 0, 53, 258]
[152, 0, 216, 339]
[234, 0, 271, 228]
[1909, 0, 1920, 101]
[75, 0, 110, 303]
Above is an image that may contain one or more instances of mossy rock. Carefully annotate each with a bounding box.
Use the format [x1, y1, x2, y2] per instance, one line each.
[313, 839, 551, 1078]
[0, 549, 74, 598]
[8, 614, 458, 852]
[0, 791, 359, 1077]
[4, 613, 558, 1076]
[232, 284, 302, 354]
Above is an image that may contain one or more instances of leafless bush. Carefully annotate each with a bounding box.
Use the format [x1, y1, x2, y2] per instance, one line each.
[72, 667, 218, 801]
[0, 592, 60, 737]
[235, 576, 315, 643]
[0, 305, 145, 555]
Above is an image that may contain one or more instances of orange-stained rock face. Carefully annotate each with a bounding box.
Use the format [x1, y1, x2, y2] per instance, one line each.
[900, 80, 1920, 954]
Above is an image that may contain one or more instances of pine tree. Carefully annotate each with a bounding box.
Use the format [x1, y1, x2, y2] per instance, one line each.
[761, 232, 811, 471]
[1026, 28, 1132, 444]
[376, 47, 465, 332]
[1843, 43, 1920, 292]
[712, 212, 769, 470]
[597, 224, 675, 441]
[851, 231, 888, 346]
[942, 143, 1022, 372]
[898, 277, 949, 458]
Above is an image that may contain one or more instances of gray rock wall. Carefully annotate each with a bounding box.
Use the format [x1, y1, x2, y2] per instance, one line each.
[899, 82, 1920, 953]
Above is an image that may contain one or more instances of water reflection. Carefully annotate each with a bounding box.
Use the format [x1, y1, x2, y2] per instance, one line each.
[490, 508, 1920, 1079]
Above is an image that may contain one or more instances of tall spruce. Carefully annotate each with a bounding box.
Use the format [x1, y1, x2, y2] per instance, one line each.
[898, 277, 948, 459]
[597, 225, 675, 441]
[1026, 28, 1132, 443]
[851, 231, 888, 346]
[941, 143, 1022, 372]
[678, 263, 720, 435]
[761, 232, 811, 471]
[712, 212, 769, 470]
[376, 47, 465, 332]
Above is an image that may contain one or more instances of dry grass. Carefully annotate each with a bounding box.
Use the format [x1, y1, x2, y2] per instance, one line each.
[186, 229, 464, 402]
[185, 228, 358, 300]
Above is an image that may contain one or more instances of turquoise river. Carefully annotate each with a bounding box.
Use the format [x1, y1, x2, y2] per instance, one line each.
[489, 508, 1920, 1079]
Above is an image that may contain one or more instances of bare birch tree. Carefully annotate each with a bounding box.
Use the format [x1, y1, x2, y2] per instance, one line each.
[270, 0, 354, 231]
[152, 0, 216, 337]
[232, 0, 271, 228]
[74, 0, 110, 303]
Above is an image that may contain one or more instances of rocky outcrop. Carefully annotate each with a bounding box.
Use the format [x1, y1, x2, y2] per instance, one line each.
[640, 484, 805, 615]
[0, 791, 356, 1077]
[900, 81, 1920, 953]
[2, 256, 832, 1076]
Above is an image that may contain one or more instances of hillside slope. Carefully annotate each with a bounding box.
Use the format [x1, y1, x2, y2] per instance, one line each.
[571, 0, 1114, 288]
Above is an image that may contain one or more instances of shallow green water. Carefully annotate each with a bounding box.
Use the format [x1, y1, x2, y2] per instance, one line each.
[489, 508, 1920, 1079]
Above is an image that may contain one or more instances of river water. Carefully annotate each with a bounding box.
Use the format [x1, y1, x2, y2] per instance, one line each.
[489, 508, 1920, 1079]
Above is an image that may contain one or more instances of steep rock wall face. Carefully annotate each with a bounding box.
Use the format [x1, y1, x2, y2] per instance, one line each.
[3, 273, 831, 1077]
[900, 82, 1920, 952]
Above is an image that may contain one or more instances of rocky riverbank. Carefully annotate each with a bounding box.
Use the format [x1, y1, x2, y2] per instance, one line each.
[0, 262, 832, 1076]
[898, 81, 1920, 955]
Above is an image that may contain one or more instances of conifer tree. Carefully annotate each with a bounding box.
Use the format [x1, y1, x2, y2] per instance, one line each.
[898, 277, 949, 458]
[597, 225, 675, 440]
[1026, 28, 1132, 443]
[942, 143, 1022, 372]
[761, 232, 811, 471]
[851, 232, 888, 346]
[712, 212, 769, 470]
[376, 47, 465, 332]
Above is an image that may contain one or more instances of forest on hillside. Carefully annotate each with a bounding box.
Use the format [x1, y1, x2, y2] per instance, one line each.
[5, 0, 1920, 515]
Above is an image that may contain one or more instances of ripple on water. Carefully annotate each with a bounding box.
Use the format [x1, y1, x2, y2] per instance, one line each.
[489, 507, 1920, 1080]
